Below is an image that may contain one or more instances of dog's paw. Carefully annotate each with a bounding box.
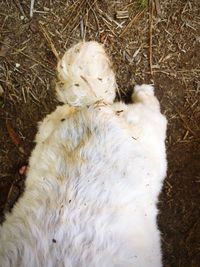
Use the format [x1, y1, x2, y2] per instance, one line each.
[134, 84, 154, 96]
[132, 84, 155, 102]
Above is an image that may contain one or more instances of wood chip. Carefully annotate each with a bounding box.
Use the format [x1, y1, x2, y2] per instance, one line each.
[0, 85, 4, 96]
[116, 11, 129, 19]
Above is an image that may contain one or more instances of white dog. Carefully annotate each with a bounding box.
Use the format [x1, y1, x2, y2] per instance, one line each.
[0, 42, 167, 267]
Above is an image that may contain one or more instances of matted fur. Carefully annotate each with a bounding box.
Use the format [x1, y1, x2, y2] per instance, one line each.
[0, 41, 167, 267]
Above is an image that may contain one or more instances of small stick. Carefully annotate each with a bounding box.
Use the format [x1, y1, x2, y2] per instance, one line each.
[175, 108, 197, 137]
[97, 7, 123, 28]
[83, 8, 89, 40]
[149, 0, 153, 76]
[154, 0, 162, 16]
[116, 10, 129, 19]
[80, 16, 84, 39]
[80, 75, 97, 97]
[119, 10, 145, 37]
[100, 16, 118, 37]
[39, 23, 60, 61]
[91, 7, 100, 36]
[30, 0, 35, 17]
[86, 0, 100, 35]
[0, 41, 54, 75]
[13, 0, 26, 17]
[62, 0, 86, 33]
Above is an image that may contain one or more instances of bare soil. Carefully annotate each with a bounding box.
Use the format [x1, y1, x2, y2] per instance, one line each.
[0, 1, 200, 266]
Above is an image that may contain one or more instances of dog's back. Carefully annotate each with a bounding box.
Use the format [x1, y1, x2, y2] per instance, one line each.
[0, 42, 167, 267]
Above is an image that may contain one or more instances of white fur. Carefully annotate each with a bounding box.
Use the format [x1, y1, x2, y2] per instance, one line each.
[56, 41, 116, 106]
[0, 41, 167, 267]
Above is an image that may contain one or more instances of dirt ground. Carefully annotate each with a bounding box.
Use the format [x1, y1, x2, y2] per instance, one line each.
[0, 0, 199, 266]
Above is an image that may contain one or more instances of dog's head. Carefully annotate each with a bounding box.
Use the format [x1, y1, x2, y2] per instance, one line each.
[56, 41, 116, 106]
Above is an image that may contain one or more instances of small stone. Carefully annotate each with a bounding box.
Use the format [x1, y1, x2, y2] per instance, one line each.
[15, 63, 20, 68]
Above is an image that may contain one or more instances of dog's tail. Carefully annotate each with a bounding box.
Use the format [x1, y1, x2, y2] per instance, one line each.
[56, 41, 116, 107]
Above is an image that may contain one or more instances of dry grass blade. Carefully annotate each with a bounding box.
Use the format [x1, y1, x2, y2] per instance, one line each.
[80, 75, 97, 97]
[97, 7, 123, 29]
[119, 9, 145, 37]
[90, 6, 100, 35]
[13, 0, 26, 17]
[149, 0, 153, 76]
[0, 41, 54, 75]
[175, 109, 197, 137]
[39, 23, 60, 61]
[84, 0, 99, 38]
[30, 0, 35, 17]
[62, 0, 86, 33]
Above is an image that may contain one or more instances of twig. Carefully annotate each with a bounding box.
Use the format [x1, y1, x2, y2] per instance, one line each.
[62, 0, 86, 33]
[149, 0, 153, 76]
[100, 15, 118, 37]
[30, 0, 35, 17]
[13, 0, 26, 17]
[84, 12, 88, 40]
[86, 0, 100, 35]
[97, 7, 123, 29]
[154, 0, 162, 16]
[80, 16, 84, 39]
[146, 69, 200, 76]
[39, 23, 60, 61]
[0, 41, 54, 75]
[80, 75, 97, 97]
[90, 7, 100, 36]
[119, 10, 145, 37]
[174, 108, 197, 137]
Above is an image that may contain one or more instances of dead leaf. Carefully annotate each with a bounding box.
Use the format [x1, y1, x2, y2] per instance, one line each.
[6, 120, 26, 155]
[19, 165, 28, 176]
